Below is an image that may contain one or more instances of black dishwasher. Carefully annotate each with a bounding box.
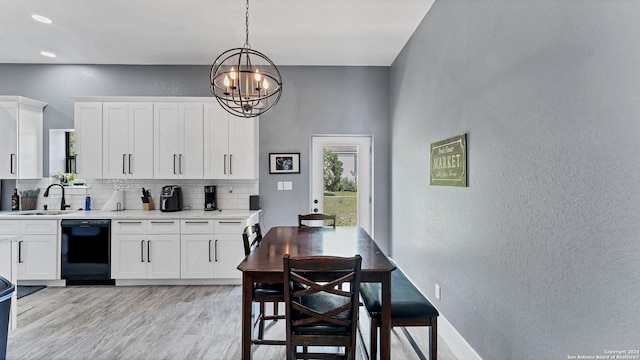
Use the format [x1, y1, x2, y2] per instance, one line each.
[61, 219, 114, 285]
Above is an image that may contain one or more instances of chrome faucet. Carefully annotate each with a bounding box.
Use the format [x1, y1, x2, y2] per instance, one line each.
[44, 184, 70, 211]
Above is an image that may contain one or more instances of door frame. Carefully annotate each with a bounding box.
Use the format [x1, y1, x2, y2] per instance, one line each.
[310, 135, 373, 236]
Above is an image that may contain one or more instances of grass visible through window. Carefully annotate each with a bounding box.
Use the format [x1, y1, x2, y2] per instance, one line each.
[324, 191, 357, 226]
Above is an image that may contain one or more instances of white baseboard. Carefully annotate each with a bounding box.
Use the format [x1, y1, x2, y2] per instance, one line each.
[438, 313, 483, 360]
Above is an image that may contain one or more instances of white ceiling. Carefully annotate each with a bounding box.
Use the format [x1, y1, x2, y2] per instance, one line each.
[1, 0, 435, 66]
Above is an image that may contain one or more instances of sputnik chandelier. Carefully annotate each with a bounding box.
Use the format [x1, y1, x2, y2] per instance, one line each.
[210, 0, 283, 118]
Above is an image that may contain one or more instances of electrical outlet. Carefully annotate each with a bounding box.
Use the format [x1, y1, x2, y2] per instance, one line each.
[435, 283, 441, 300]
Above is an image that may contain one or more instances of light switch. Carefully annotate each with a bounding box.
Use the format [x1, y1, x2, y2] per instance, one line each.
[284, 181, 293, 190]
[277, 181, 284, 191]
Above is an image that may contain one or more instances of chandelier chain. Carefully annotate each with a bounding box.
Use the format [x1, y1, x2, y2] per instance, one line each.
[244, 0, 250, 48]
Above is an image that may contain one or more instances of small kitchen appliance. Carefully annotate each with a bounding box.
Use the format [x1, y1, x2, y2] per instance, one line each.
[204, 185, 217, 211]
[160, 185, 183, 212]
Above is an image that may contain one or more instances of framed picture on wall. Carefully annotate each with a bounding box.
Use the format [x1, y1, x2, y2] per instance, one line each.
[269, 153, 300, 174]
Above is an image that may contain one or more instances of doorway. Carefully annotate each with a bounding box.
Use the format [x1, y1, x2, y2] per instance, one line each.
[310, 135, 372, 236]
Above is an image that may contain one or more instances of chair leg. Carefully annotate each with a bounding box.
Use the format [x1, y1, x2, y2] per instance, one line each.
[273, 301, 279, 321]
[258, 302, 266, 340]
[431, 318, 438, 360]
[370, 317, 379, 360]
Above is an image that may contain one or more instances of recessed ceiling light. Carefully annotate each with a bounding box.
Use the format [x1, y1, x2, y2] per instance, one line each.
[40, 51, 56, 58]
[32, 14, 52, 24]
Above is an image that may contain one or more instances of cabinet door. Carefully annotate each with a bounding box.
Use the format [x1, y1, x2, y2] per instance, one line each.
[228, 115, 258, 180]
[147, 235, 180, 279]
[16, 102, 43, 179]
[17, 235, 57, 280]
[181, 234, 214, 279]
[0, 102, 18, 179]
[111, 234, 147, 279]
[129, 103, 154, 179]
[212, 235, 244, 279]
[74, 102, 103, 179]
[154, 103, 180, 179]
[102, 103, 129, 179]
[178, 103, 204, 178]
[203, 103, 229, 179]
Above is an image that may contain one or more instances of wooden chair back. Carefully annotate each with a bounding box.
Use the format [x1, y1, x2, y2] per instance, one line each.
[242, 223, 262, 256]
[283, 254, 362, 359]
[298, 213, 337, 228]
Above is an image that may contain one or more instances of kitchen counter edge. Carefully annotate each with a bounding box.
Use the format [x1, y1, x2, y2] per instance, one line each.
[0, 209, 261, 220]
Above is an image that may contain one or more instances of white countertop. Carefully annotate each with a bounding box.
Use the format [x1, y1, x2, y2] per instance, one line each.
[0, 209, 261, 220]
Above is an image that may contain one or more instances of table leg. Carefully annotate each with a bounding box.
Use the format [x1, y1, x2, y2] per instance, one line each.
[380, 271, 391, 360]
[242, 272, 253, 360]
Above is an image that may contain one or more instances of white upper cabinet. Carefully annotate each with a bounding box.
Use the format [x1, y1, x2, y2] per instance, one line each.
[74, 102, 103, 179]
[103, 102, 153, 179]
[204, 103, 258, 180]
[154, 102, 204, 179]
[0, 96, 46, 179]
[73, 97, 257, 181]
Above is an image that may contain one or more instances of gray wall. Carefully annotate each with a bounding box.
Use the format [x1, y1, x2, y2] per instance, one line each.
[259, 66, 391, 250]
[0, 64, 391, 250]
[390, 1, 640, 359]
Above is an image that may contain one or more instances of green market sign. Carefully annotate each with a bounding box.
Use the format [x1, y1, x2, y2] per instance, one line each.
[430, 134, 467, 187]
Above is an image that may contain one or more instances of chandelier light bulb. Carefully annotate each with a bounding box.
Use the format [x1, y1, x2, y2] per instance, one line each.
[254, 70, 261, 82]
[263, 78, 269, 90]
[230, 68, 237, 80]
[223, 75, 230, 87]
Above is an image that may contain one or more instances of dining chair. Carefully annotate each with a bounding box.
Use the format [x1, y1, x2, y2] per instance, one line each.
[298, 213, 337, 228]
[283, 254, 362, 360]
[242, 224, 286, 345]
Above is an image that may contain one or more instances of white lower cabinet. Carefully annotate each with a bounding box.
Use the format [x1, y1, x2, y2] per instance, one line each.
[212, 220, 246, 280]
[0, 220, 58, 281]
[109, 216, 254, 282]
[111, 220, 180, 279]
[181, 219, 245, 280]
[181, 220, 215, 279]
[212, 234, 245, 279]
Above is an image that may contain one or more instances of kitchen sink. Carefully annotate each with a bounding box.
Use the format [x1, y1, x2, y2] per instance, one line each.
[8, 210, 79, 216]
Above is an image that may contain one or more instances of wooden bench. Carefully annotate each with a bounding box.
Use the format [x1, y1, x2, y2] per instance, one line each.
[359, 263, 439, 360]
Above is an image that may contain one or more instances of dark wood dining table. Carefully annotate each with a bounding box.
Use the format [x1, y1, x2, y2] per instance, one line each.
[237, 226, 396, 360]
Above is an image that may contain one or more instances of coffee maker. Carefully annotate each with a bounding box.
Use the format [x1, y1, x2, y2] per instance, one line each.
[160, 185, 183, 212]
[204, 186, 217, 211]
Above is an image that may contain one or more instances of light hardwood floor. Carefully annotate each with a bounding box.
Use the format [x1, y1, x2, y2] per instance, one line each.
[7, 286, 456, 360]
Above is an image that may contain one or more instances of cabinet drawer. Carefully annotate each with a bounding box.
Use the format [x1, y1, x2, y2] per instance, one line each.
[214, 219, 246, 234]
[0, 220, 20, 235]
[112, 220, 146, 235]
[148, 220, 180, 234]
[181, 220, 214, 234]
[20, 220, 57, 234]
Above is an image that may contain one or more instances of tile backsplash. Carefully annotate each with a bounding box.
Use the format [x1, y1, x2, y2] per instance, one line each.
[15, 178, 258, 211]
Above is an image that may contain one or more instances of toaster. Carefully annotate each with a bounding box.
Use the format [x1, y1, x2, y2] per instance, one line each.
[160, 185, 183, 212]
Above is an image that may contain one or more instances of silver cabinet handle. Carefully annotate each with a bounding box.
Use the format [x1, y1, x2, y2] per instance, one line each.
[179, 154, 183, 174]
[10, 154, 16, 174]
[117, 221, 142, 224]
[223, 154, 227, 174]
[229, 154, 232, 174]
[173, 154, 177, 174]
[185, 221, 209, 224]
[122, 154, 126, 174]
[141, 240, 145, 262]
[219, 221, 242, 224]
[18, 240, 23, 263]
[150, 221, 175, 224]
[128, 154, 132, 174]
[209, 240, 212, 262]
[214, 239, 218, 262]
[147, 240, 151, 263]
